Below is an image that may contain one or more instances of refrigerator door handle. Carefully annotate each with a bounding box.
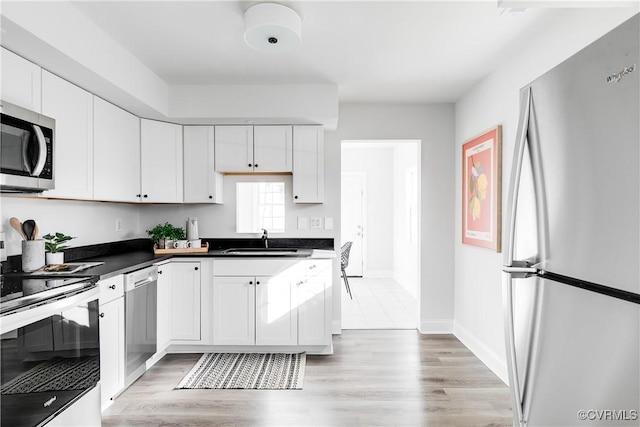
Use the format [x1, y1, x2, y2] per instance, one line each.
[503, 272, 526, 427]
[504, 88, 532, 267]
[503, 262, 539, 278]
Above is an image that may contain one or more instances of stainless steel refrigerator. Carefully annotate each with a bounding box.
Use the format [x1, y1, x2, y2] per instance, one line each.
[503, 14, 640, 427]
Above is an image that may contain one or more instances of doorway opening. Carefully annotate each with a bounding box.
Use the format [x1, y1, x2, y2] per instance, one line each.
[340, 140, 420, 330]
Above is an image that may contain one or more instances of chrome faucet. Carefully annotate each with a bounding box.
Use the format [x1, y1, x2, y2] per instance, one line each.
[261, 228, 269, 248]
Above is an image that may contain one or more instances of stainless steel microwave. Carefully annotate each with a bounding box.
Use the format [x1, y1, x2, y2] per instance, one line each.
[0, 100, 55, 193]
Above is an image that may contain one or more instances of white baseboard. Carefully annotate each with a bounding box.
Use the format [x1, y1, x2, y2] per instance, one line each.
[332, 319, 342, 335]
[418, 319, 454, 334]
[453, 321, 508, 384]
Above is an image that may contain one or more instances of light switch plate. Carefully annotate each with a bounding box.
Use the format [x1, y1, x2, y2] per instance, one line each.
[310, 217, 322, 229]
[324, 217, 334, 230]
[297, 216, 309, 229]
[115, 218, 123, 232]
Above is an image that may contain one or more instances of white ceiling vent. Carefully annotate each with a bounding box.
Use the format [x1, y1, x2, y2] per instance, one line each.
[244, 3, 301, 52]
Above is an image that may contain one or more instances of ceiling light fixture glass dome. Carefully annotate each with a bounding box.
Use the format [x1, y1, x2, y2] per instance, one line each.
[243, 3, 302, 52]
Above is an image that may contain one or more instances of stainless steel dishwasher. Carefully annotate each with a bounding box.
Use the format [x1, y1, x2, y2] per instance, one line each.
[124, 265, 158, 387]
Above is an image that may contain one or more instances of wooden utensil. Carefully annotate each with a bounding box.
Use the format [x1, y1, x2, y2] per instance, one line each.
[22, 219, 35, 240]
[32, 222, 39, 240]
[9, 217, 27, 240]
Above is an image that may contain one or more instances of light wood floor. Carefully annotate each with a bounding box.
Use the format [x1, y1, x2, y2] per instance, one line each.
[102, 330, 512, 426]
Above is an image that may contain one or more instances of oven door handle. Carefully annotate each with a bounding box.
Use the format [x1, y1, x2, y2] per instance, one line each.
[30, 124, 47, 177]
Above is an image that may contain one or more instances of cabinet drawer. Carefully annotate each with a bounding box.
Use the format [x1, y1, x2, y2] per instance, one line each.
[297, 259, 332, 281]
[214, 259, 299, 277]
[98, 275, 124, 304]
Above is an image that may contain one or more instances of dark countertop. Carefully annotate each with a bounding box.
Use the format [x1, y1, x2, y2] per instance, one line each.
[2, 238, 335, 281]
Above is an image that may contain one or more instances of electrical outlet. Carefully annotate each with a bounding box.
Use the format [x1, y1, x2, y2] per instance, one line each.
[115, 218, 122, 232]
[297, 216, 309, 229]
[310, 217, 322, 229]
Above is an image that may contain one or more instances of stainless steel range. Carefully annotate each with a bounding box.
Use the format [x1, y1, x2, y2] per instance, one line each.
[0, 274, 101, 427]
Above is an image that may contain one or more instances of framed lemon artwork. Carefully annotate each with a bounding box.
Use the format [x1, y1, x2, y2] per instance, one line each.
[462, 126, 502, 251]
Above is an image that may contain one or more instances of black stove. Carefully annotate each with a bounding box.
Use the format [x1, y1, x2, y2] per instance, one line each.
[0, 274, 98, 316]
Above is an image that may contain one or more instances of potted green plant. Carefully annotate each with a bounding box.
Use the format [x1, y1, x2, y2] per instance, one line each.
[43, 232, 75, 264]
[147, 222, 185, 249]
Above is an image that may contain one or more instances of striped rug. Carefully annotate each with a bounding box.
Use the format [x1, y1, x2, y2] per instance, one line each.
[176, 353, 306, 390]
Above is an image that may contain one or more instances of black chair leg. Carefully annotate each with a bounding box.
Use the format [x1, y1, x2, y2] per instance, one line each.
[341, 269, 353, 299]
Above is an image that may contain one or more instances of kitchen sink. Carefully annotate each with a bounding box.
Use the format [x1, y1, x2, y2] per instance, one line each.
[221, 248, 301, 256]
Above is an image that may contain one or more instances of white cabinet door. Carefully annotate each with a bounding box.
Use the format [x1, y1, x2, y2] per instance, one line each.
[293, 126, 324, 203]
[214, 125, 253, 173]
[253, 125, 292, 173]
[141, 119, 183, 203]
[212, 276, 255, 345]
[93, 97, 141, 202]
[170, 262, 201, 341]
[297, 260, 332, 345]
[1, 47, 41, 112]
[156, 263, 172, 352]
[255, 276, 297, 346]
[41, 71, 94, 200]
[99, 296, 124, 410]
[183, 126, 223, 203]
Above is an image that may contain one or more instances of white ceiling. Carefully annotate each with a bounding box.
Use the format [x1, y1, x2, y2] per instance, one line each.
[70, 1, 549, 104]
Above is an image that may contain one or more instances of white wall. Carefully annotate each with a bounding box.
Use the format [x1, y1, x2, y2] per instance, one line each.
[1, 196, 141, 256]
[454, 8, 638, 383]
[336, 103, 455, 333]
[392, 143, 419, 298]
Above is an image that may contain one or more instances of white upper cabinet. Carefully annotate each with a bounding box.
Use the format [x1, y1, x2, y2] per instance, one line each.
[214, 125, 292, 173]
[1, 47, 41, 113]
[214, 125, 254, 172]
[41, 71, 94, 200]
[253, 125, 292, 172]
[141, 119, 183, 203]
[183, 126, 223, 203]
[293, 125, 324, 203]
[93, 97, 141, 202]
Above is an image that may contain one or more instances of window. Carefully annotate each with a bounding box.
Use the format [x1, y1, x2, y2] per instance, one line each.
[236, 182, 285, 233]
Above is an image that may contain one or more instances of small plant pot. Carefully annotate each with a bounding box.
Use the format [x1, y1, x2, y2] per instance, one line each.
[46, 252, 64, 265]
[158, 239, 175, 249]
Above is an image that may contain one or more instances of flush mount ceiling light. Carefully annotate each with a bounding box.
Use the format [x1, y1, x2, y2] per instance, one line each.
[244, 3, 301, 52]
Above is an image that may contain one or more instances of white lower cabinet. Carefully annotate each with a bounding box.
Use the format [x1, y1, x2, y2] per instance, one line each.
[212, 259, 331, 349]
[156, 262, 172, 352]
[212, 275, 297, 346]
[297, 260, 332, 345]
[98, 275, 125, 411]
[170, 262, 201, 341]
[255, 276, 297, 345]
[212, 276, 255, 345]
